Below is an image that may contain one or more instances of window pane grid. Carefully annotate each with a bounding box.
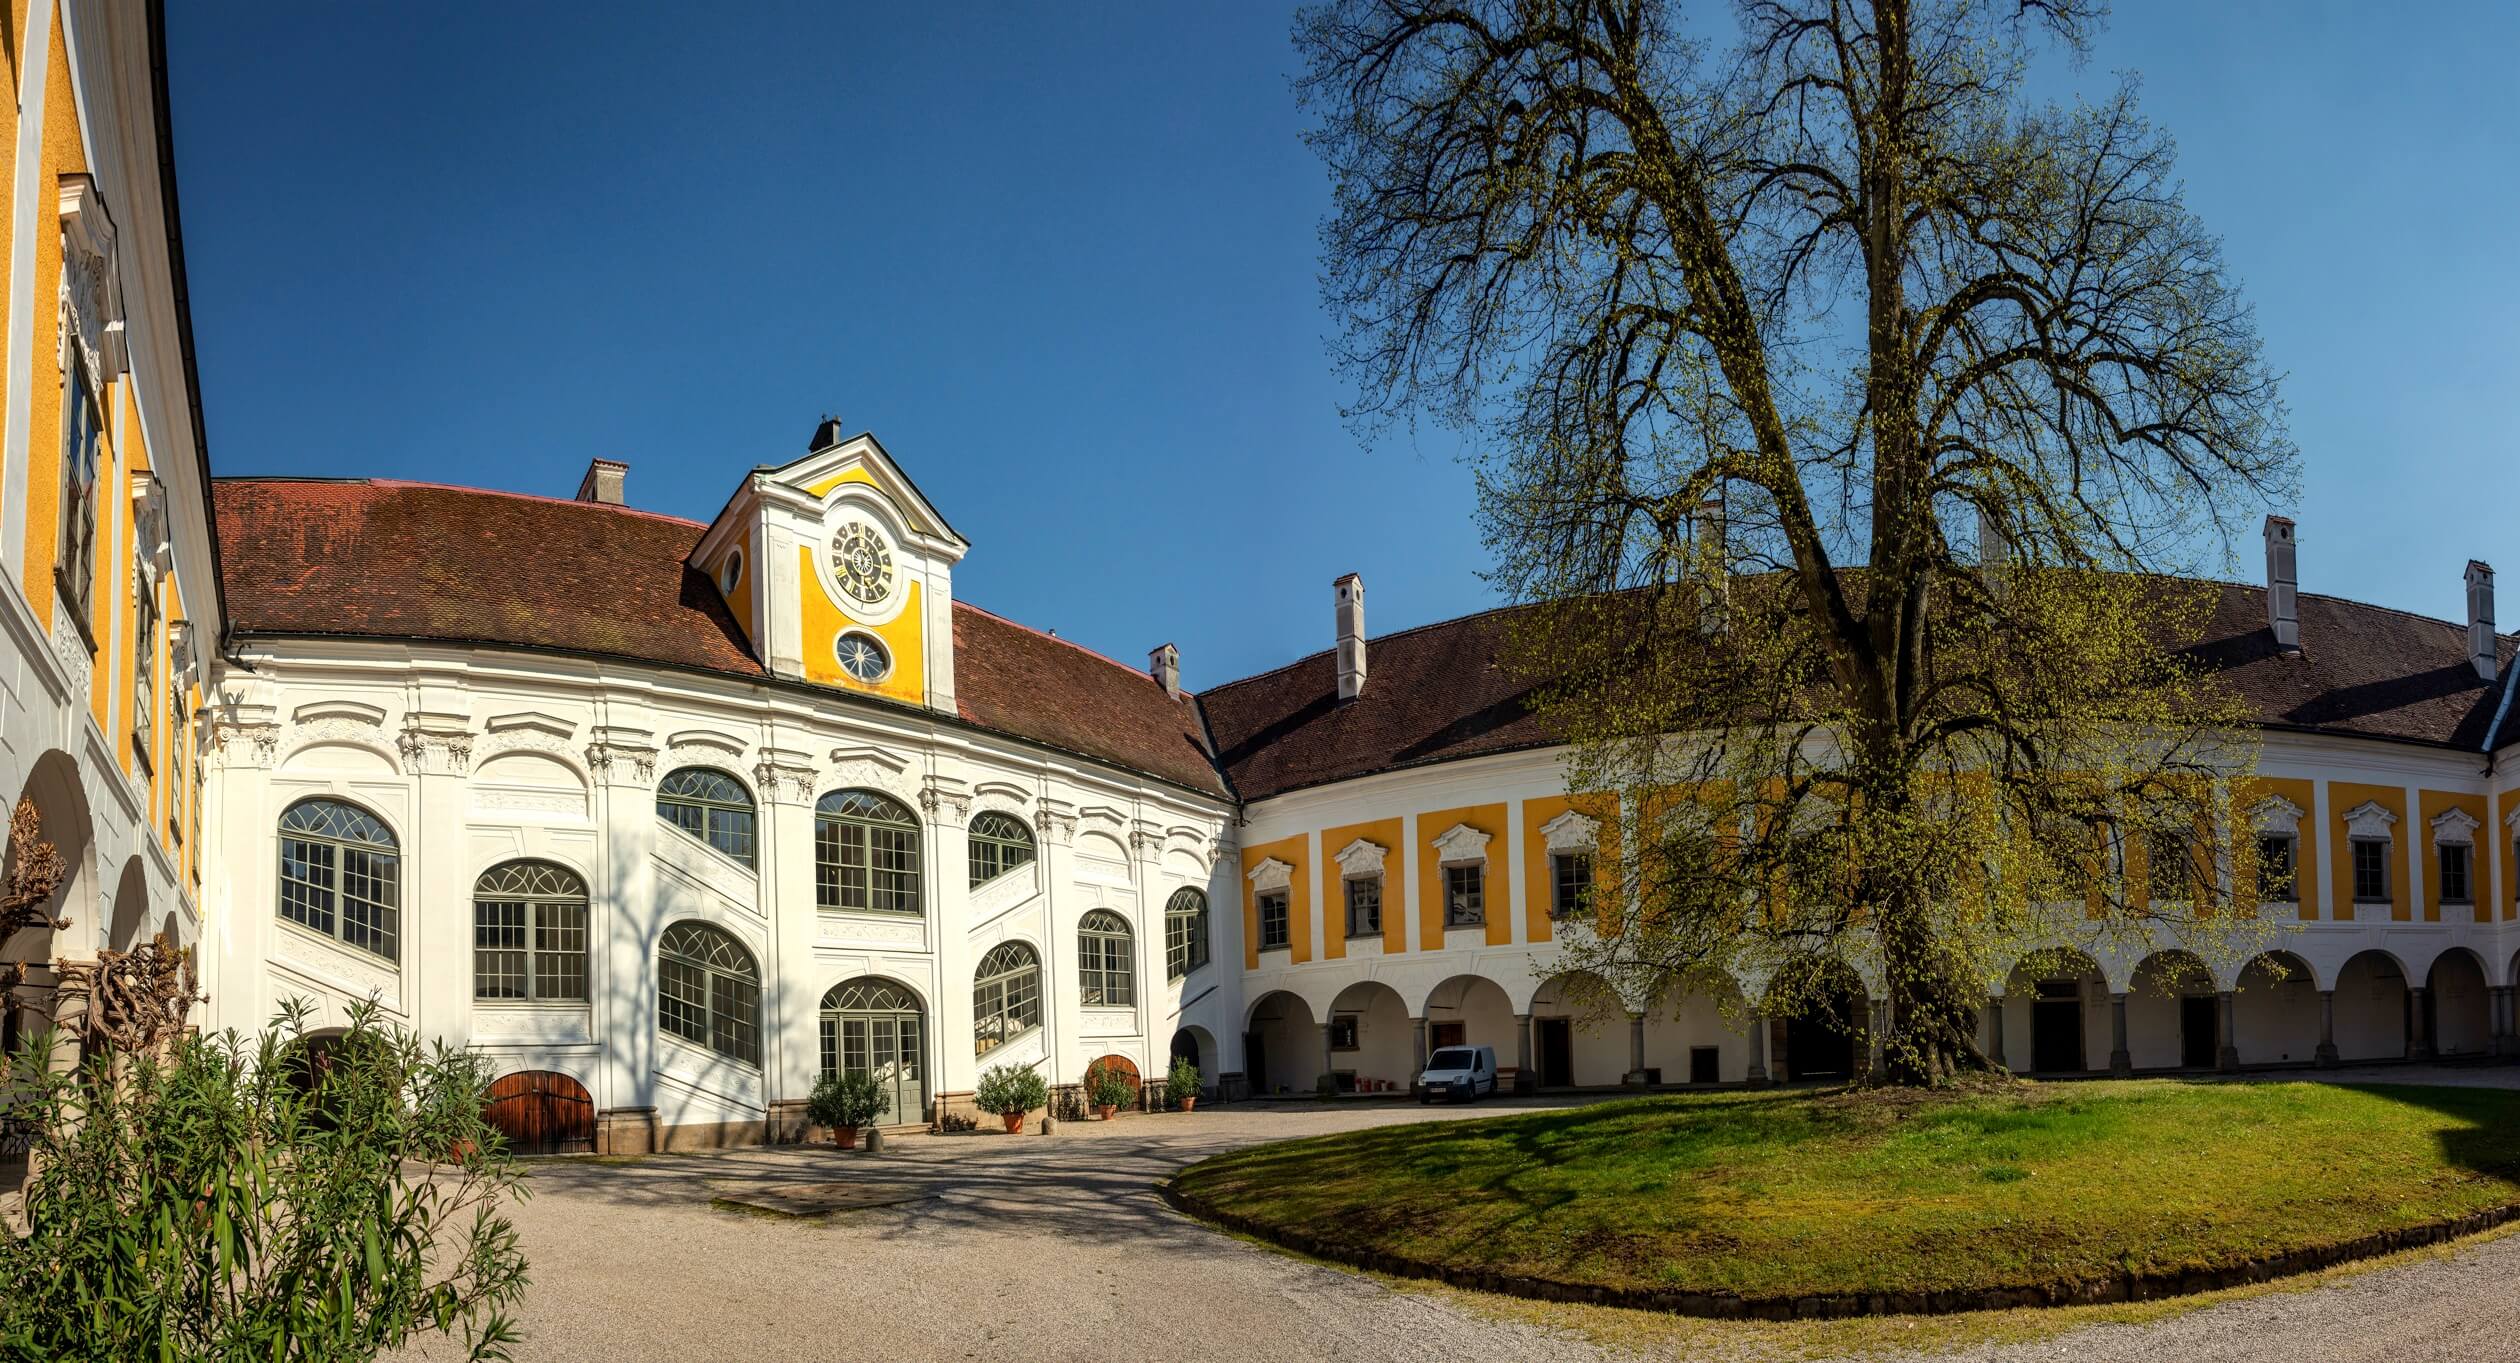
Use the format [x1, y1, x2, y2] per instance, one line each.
[658, 922, 761, 1066]
[1258, 891, 1289, 949]
[1165, 888, 1208, 980]
[1552, 853, 1593, 919]
[657, 768, 756, 868]
[1345, 876, 1381, 938]
[815, 790, 922, 915]
[275, 799, 398, 962]
[974, 942, 1042, 1056]
[1444, 865, 1485, 927]
[1079, 912, 1134, 1007]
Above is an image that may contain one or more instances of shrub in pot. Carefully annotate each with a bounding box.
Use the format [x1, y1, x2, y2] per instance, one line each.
[974, 1064, 1050, 1133]
[1165, 1056, 1201, 1112]
[805, 1070, 889, 1148]
[1085, 1061, 1135, 1119]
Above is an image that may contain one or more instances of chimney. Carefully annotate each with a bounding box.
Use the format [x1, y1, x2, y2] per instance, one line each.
[1695, 494, 1729, 630]
[1977, 498, 2011, 594]
[2263, 515, 2299, 653]
[808, 415, 845, 452]
[1335, 573, 1367, 701]
[574, 458, 627, 506]
[2467, 560, 2497, 682]
[1149, 642, 1181, 698]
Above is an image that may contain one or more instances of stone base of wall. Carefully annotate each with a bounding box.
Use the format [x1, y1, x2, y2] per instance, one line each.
[766, 1099, 812, 1145]
[654, 1117, 769, 1153]
[595, 1106, 657, 1156]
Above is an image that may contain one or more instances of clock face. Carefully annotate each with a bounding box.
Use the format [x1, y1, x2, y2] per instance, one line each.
[830, 522, 895, 606]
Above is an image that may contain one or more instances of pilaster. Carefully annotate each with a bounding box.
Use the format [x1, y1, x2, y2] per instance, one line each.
[924, 773, 976, 1109]
[755, 745, 820, 1127]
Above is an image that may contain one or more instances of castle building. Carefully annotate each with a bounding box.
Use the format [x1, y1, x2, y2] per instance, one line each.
[4, 4, 2520, 1162]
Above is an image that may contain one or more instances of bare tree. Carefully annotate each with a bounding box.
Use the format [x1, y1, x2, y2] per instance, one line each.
[1298, 0, 2294, 1083]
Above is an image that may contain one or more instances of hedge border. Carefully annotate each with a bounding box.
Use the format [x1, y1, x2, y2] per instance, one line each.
[1159, 1177, 2520, 1319]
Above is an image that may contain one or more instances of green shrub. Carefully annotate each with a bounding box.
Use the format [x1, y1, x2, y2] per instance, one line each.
[1085, 1061, 1136, 1110]
[1165, 1056, 1201, 1105]
[806, 1070, 889, 1131]
[0, 999, 528, 1361]
[973, 1063, 1049, 1116]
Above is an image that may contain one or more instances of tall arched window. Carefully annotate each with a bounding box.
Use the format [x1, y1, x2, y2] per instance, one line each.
[1078, 910, 1135, 1007]
[473, 860, 589, 1002]
[278, 798, 401, 961]
[973, 941, 1042, 1057]
[815, 790, 920, 914]
[657, 768, 756, 867]
[657, 921, 760, 1065]
[967, 811, 1036, 887]
[1165, 887, 1209, 980]
[820, 977, 926, 1126]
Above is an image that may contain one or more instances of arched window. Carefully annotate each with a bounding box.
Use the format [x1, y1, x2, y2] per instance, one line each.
[973, 941, 1042, 1057]
[657, 768, 756, 867]
[657, 921, 760, 1065]
[967, 811, 1036, 888]
[1078, 910, 1135, 1007]
[820, 977, 926, 1126]
[815, 789, 921, 913]
[1165, 887, 1209, 980]
[473, 860, 589, 1002]
[278, 798, 401, 961]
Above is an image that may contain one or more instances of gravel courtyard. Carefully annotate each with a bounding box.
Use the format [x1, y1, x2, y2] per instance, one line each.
[397, 1070, 2520, 1363]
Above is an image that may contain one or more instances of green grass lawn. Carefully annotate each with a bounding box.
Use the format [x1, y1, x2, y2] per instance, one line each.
[1173, 1080, 2520, 1301]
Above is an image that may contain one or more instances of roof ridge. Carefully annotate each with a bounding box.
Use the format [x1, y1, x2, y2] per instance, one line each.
[1196, 595, 1531, 698]
[954, 600, 1168, 689]
[214, 475, 712, 532]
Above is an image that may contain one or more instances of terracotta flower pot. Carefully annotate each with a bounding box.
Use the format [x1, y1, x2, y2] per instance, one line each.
[1179, 1096, 1197, 1112]
[833, 1126, 859, 1150]
[1000, 1110, 1025, 1133]
[1097, 1104, 1118, 1120]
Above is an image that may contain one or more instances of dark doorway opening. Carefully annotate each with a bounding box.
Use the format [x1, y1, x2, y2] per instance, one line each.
[2179, 995, 2218, 1069]
[1783, 995, 1859, 1080]
[1688, 1046, 1720, 1084]
[1430, 1021, 1467, 1051]
[1536, 1018, 1574, 1087]
[1243, 1032, 1266, 1093]
[2030, 981, 2084, 1073]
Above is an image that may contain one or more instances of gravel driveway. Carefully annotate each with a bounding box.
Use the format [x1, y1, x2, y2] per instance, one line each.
[391, 1070, 2520, 1362]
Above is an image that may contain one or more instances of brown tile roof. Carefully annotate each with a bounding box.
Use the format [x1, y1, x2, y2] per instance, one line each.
[212, 479, 1228, 797]
[1198, 583, 2520, 801]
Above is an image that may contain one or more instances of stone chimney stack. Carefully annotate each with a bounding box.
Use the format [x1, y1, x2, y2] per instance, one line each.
[574, 458, 627, 506]
[1335, 573, 1367, 701]
[2263, 515, 2300, 654]
[2467, 560, 2497, 682]
[1149, 642, 1182, 699]
[808, 415, 845, 452]
[1695, 494, 1729, 629]
[1977, 498, 2011, 593]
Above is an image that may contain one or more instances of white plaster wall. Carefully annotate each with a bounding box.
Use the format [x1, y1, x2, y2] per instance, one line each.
[2334, 953, 2408, 1062]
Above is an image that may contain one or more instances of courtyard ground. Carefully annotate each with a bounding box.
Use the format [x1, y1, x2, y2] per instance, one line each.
[396, 1066, 2520, 1363]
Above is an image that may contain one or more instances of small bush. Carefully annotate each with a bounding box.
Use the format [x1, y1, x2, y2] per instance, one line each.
[1085, 1061, 1136, 1110]
[1165, 1056, 1201, 1106]
[974, 1063, 1050, 1116]
[806, 1070, 889, 1131]
[0, 999, 528, 1361]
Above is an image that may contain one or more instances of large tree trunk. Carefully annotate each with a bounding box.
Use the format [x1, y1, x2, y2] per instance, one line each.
[1876, 899, 1996, 1085]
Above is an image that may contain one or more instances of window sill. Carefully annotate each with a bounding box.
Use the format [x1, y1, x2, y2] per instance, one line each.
[1345, 928, 1382, 941]
[51, 568, 97, 656]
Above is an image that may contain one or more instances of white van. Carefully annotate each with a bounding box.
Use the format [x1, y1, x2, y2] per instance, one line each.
[1417, 1044, 1499, 1102]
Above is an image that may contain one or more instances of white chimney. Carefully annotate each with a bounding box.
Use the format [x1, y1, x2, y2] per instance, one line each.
[1335, 573, 1366, 701]
[2467, 560, 2497, 682]
[574, 458, 627, 506]
[1149, 642, 1181, 698]
[2263, 515, 2299, 653]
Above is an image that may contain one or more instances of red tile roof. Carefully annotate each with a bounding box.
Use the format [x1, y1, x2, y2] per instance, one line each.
[212, 479, 1227, 796]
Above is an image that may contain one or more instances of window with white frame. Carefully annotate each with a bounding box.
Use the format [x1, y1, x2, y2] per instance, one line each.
[2145, 826, 2192, 904]
[1257, 890, 1290, 949]
[2342, 800, 2397, 905]
[815, 788, 920, 913]
[473, 860, 589, 1002]
[1077, 910, 1134, 1006]
[55, 351, 101, 641]
[973, 941, 1042, 1056]
[1542, 808, 1603, 920]
[131, 577, 156, 768]
[657, 767, 756, 867]
[657, 920, 759, 1065]
[1433, 822, 1491, 929]
[1165, 887, 1209, 979]
[277, 798, 400, 961]
[2432, 807, 2479, 907]
[1332, 837, 1388, 941]
[967, 811, 1036, 888]
[1249, 857, 1295, 951]
[2251, 795, 2304, 904]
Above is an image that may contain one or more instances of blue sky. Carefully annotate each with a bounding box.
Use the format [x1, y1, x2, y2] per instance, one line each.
[166, 3, 2520, 689]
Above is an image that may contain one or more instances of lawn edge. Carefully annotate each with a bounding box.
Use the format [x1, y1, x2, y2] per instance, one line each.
[1158, 1175, 2520, 1320]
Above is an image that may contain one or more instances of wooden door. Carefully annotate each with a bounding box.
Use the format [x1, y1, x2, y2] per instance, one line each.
[482, 1070, 594, 1156]
[1430, 1021, 1467, 1050]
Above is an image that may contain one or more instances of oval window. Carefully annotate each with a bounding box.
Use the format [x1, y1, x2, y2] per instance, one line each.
[836, 631, 891, 682]
[717, 548, 744, 595]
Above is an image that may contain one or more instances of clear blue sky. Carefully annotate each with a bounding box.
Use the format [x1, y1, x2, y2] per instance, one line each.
[165, 3, 2520, 689]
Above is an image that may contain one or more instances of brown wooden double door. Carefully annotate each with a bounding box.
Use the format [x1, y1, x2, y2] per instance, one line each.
[482, 1070, 594, 1155]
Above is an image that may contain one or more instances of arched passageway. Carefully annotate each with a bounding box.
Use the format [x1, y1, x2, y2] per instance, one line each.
[1422, 975, 1518, 1085]
[1765, 959, 1867, 1083]
[1325, 980, 1412, 1093]
[1245, 991, 1319, 1097]
[2001, 949, 2106, 1075]
[1529, 970, 1630, 1088]
[2125, 950, 2218, 1071]
[2426, 949, 2491, 1058]
[1641, 971, 1753, 1085]
[1168, 1025, 1217, 1092]
[2232, 952, 2321, 1066]
[2334, 951, 2409, 1062]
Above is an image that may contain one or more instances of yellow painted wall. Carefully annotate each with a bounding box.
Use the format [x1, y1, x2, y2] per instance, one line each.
[1519, 793, 1617, 944]
[721, 528, 756, 640]
[2497, 787, 2520, 923]
[1319, 816, 1404, 957]
[2326, 782, 2410, 923]
[2420, 789, 2489, 923]
[1241, 834, 1309, 968]
[804, 466, 877, 499]
[20, 9, 81, 618]
[1417, 803, 1509, 949]
[797, 545, 925, 706]
[2236, 776, 2320, 921]
[0, 0, 21, 494]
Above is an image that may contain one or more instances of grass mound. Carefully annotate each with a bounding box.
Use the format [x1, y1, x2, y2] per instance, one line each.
[1172, 1080, 2520, 1306]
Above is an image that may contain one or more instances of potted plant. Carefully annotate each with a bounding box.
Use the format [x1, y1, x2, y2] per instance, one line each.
[1165, 1056, 1201, 1113]
[1085, 1061, 1135, 1120]
[805, 1070, 889, 1149]
[974, 1064, 1049, 1134]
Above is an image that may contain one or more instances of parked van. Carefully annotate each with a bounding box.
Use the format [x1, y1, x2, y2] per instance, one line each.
[1417, 1045, 1499, 1102]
